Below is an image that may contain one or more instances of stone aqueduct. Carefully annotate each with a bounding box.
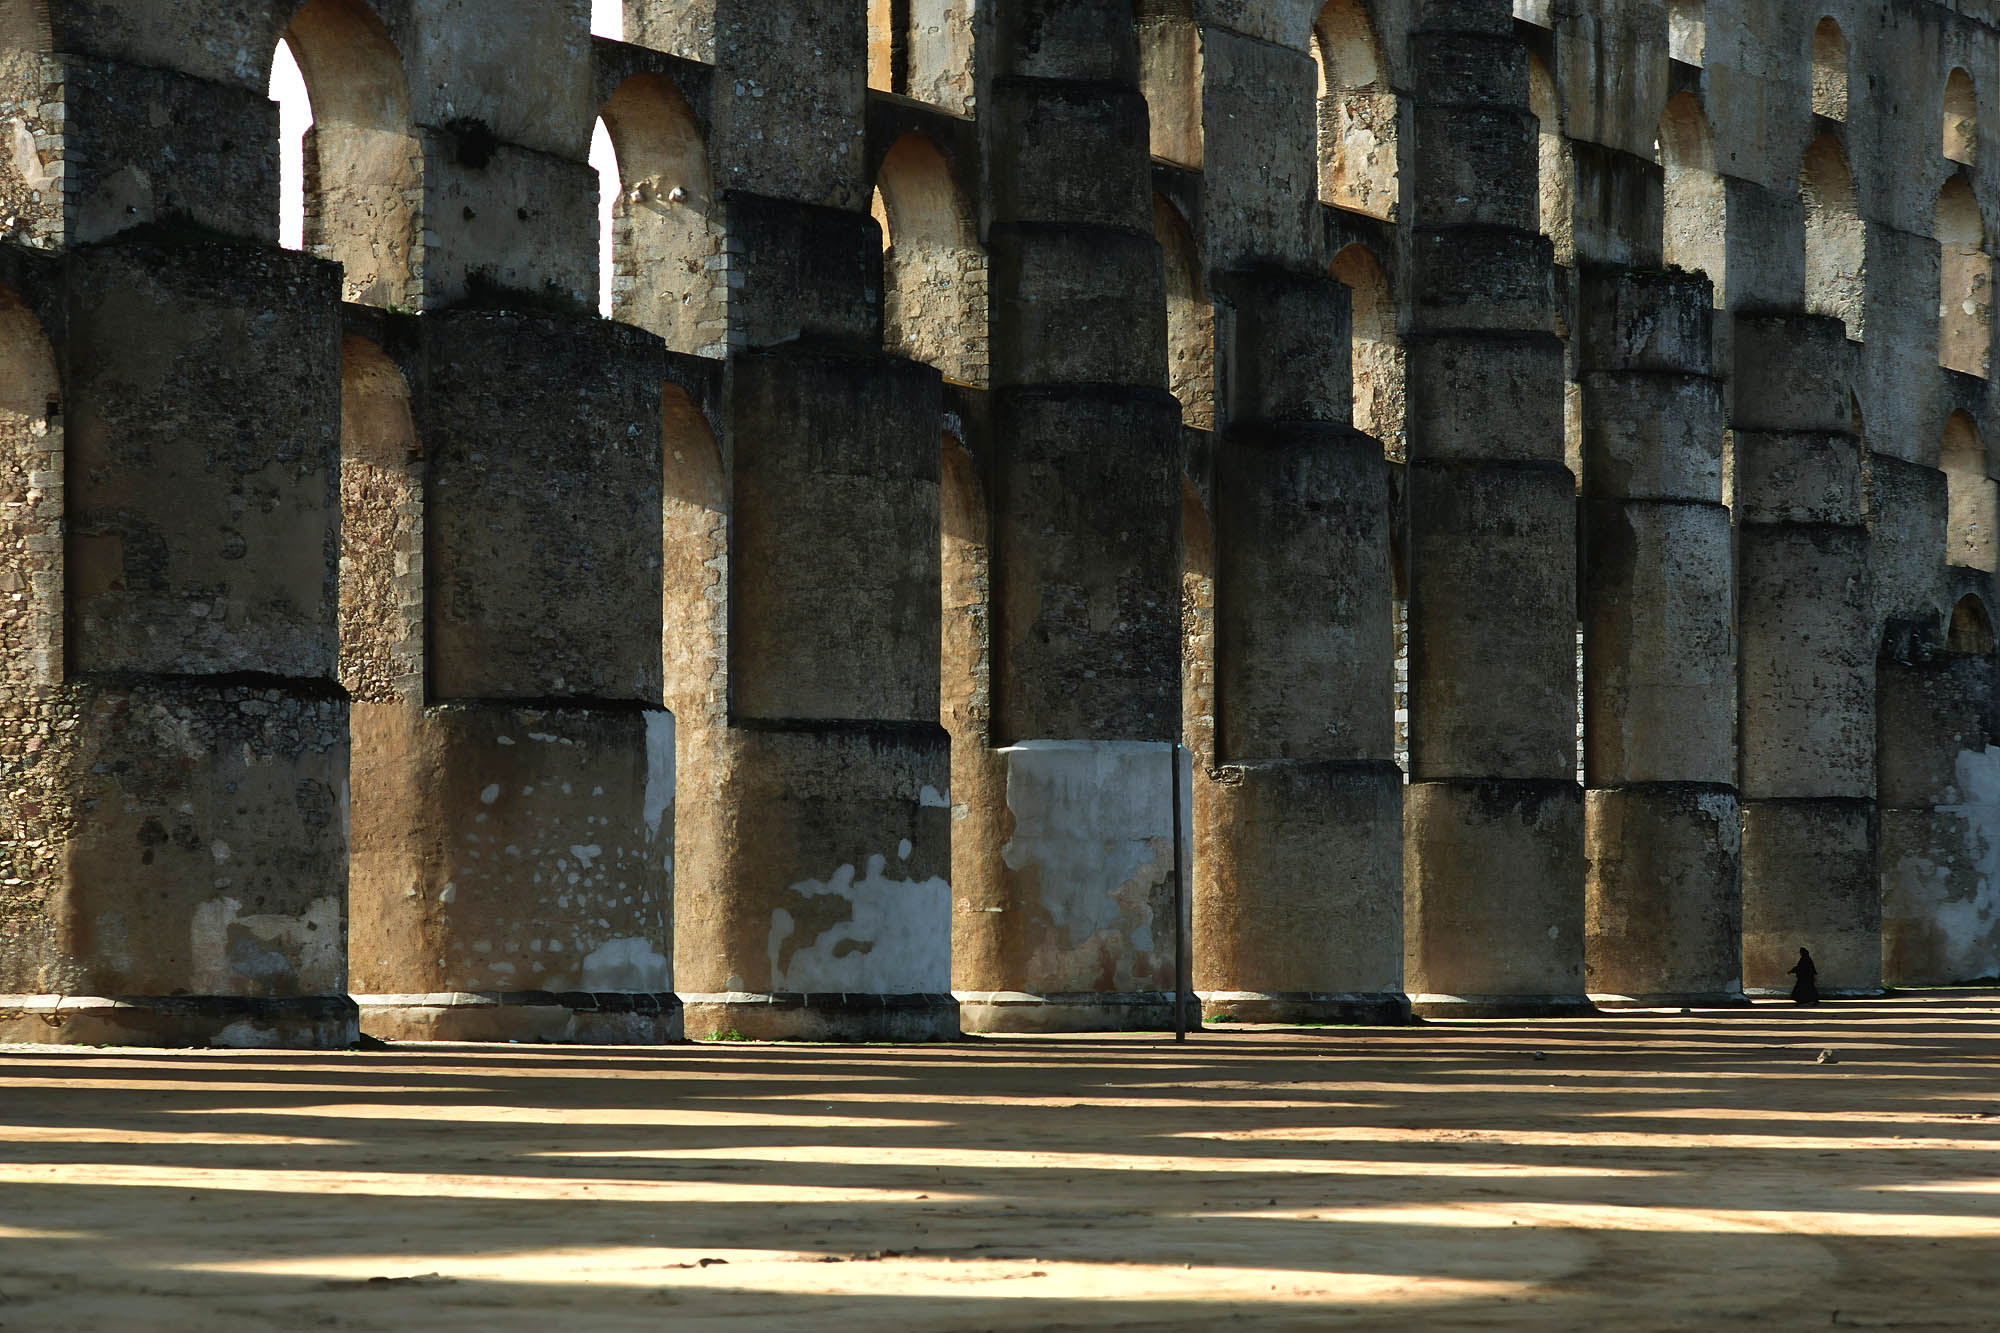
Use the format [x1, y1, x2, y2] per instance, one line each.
[1, 0, 1997, 1046]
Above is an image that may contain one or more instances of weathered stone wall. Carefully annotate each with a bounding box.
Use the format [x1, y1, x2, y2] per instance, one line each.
[10, 0, 2000, 1048]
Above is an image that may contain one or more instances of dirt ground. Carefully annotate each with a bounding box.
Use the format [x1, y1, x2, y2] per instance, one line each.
[0, 995, 1997, 1330]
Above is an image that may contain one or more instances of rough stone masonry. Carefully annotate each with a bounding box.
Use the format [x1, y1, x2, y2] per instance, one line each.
[3, 0, 2000, 1045]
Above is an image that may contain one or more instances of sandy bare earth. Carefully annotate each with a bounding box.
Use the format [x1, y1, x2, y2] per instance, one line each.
[0, 995, 1997, 1330]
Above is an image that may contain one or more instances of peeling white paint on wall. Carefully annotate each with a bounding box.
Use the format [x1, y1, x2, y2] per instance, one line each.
[190, 894, 343, 994]
[999, 740, 1177, 944]
[1927, 745, 2000, 977]
[767, 854, 950, 994]
[579, 936, 670, 991]
[643, 710, 676, 843]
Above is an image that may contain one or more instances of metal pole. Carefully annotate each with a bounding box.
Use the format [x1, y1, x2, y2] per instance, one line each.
[1171, 742, 1187, 1041]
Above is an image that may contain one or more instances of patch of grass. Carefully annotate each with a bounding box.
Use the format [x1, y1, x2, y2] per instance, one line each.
[703, 1027, 752, 1042]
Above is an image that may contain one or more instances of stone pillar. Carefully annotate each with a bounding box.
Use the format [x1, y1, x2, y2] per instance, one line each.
[1577, 269, 1743, 1007]
[1733, 315, 1880, 996]
[952, 3, 1184, 1033]
[345, 313, 678, 1043]
[1877, 634, 2000, 986]
[664, 0, 955, 1042]
[1182, 14, 1405, 1025]
[1400, 2, 1586, 1017]
[0, 237, 356, 1048]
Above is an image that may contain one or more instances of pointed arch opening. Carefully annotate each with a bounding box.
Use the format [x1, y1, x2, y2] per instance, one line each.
[1312, 0, 1397, 219]
[1530, 52, 1574, 269]
[1942, 411, 1996, 572]
[1949, 593, 1996, 656]
[1945, 67, 1978, 166]
[1330, 241, 1404, 460]
[1812, 18, 1848, 121]
[1937, 176, 1990, 378]
[1153, 192, 1214, 431]
[598, 73, 726, 357]
[1659, 91, 1726, 306]
[1803, 133, 1865, 341]
[277, 0, 419, 307]
[1669, 0, 1705, 67]
[873, 133, 987, 386]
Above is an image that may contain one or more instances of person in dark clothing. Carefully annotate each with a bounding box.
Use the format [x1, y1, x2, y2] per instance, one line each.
[1789, 947, 1820, 1005]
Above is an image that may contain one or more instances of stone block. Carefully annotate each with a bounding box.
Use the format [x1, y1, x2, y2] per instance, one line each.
[11, 679, 349, 1006]
[676, 721, 954, 1036]
[1409, 105, 1539, 233]
[1408, 32, 1529, 108]
[418, 133, 596, 311]
[1584, 499, 1735, 785]
[66, 240, 341, 678]
[1409, 227, 1555, 333]
[1735, 430, 1864, 526]
[730, 348, 942, 724]
[991, 387, 1181, 744]
[1738, 524, 1874, 800]
[347, 702, 675, 1018]
[1876, 656, 1993, 810]
[989, 223, 1167, 387]
[1732, 314, 1853, 434]
[1197, 30, 1319, 266]
[986, 80, 1152, 230]
[1218, 269, 1352, 425]
[1215, 424, 1393, 762]
[1578, 267, 1714, 374]
[1405, 778, 1588, 1011]
[1404, 332, 1565, 462]
[1408, 460, 1579, 781]
[1582, 372, 1723, 501]
[989, 1, 1140, 84]
[708, 0, 866, 208]
[1193, 759, 1405, 1008]
[1740, 797, 1880, 995]
[721, 192, 883, 351]
[65, 56, 276, 245]
[423, 311, 665, 703]
[1585, 784, 1743, 1003]
[1881, 805, 2000, 986]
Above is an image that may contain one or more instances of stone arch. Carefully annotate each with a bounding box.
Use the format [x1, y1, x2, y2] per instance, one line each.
[1312, 0, 1397, 219]
[1812, 17, 1848, 121]
[1941, 411, 1996, 572]
[1660, 91, 1726, 306]
[1668, 0, 1705, 67]
[0, 285, 61, 695]
[337, 336, 422, 703]
[1180, 476, 1215, 768]
[1936, 176, 1990, 378]
[873, 132, 987, 386]
[1330, 240, 1403, 459]
[278, 0, 418, 307]
[599, 73, 726, 358]
[1153, 192, 1213, 431]
[1945, 67, 1978, 166]
[1802, 133, 1865, 341]
[1530, 52, 1574, 269]
[1949, 593, 1995, 655]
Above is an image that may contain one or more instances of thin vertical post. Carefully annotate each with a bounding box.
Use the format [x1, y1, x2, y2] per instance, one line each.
[1172, 742, 1187, 1041]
